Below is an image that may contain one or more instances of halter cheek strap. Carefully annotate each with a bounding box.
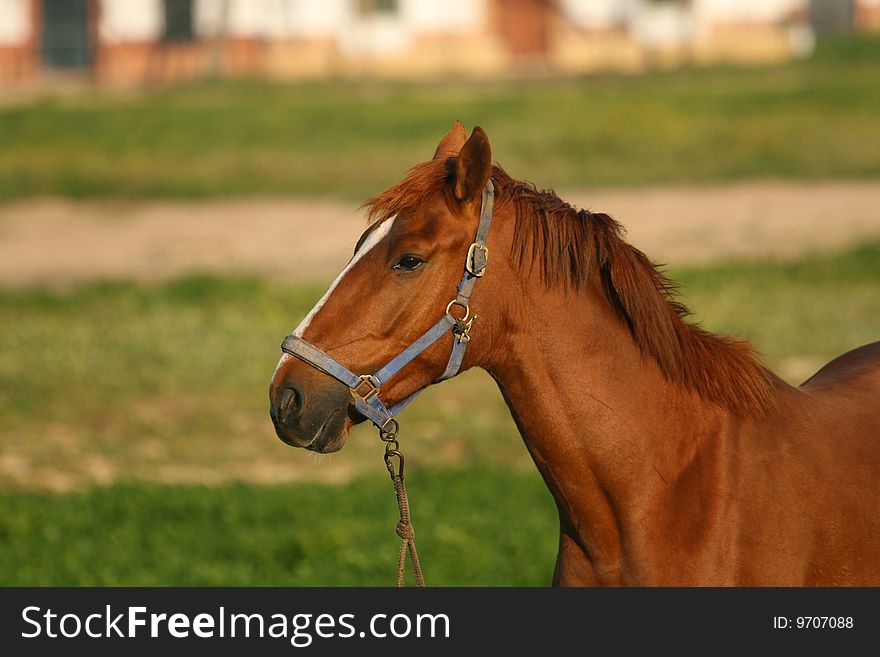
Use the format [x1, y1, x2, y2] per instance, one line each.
[280, 179, 495, 431]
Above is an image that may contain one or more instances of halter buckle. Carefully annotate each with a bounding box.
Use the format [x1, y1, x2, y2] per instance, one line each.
[466, 243, 489, 277]
[351, 374, 381, 401]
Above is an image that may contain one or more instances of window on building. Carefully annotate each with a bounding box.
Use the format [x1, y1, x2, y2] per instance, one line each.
[358, 0, 400, 16]
[41, 0, 92, 70]
[162, 0, 195, 43]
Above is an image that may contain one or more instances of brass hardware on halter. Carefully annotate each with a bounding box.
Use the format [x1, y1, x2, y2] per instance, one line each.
[379, 417, 401, 468]
[379, 420, 402, 477]
[379, 416, 399, 440]
[453, 315, 476, 344]
[445, 299, 471, 323]
[447, 299, 476, 343]
[384, 446, 404, 479]
[466, 242, 489, 277]
[351, 374, 380, 401]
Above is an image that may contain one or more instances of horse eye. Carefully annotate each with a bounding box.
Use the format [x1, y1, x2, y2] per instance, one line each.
[392, 255, 424, 272]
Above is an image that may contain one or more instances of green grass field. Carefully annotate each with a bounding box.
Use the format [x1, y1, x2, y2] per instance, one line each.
[1, 243, 879, 585]
[1, 36, 879, 200]
[0, 467, 557, 586]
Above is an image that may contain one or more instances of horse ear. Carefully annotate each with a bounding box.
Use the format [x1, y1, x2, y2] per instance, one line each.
[453, 126, 492, 202]
[433, 120, 467, 160]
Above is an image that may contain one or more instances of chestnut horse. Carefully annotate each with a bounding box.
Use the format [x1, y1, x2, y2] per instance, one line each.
[269, 122, 880, 585]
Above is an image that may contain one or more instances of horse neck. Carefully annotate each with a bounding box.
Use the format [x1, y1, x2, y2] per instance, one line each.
[484, 276, 737, 583]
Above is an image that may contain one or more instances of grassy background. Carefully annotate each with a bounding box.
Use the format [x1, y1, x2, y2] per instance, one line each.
[0, 36, 879, 200]
[0, 468, 557, 586]
[1, 243, 879, 585]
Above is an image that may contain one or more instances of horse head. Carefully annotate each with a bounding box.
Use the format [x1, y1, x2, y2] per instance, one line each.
[269, 122, 508, 453]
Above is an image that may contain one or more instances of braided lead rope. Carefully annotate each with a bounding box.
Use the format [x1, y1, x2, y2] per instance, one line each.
[382, 428, 424, 588]
[392, 473, 424, 587]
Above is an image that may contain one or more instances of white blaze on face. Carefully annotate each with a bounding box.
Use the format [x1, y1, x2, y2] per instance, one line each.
[273, 216, 396, 377]
[295, 215, 395, 337]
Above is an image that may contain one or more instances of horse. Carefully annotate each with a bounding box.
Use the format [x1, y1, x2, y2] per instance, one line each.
[269, 121, 880, 586]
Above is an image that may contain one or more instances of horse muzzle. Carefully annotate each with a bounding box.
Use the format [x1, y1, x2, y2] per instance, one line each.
[269, 366, 355, 453]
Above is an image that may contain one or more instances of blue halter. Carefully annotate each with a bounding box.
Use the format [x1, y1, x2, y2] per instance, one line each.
[280, 180, 495, 434]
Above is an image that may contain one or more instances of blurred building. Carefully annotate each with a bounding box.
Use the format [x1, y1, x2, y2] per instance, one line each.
[0, 0, 875, 86]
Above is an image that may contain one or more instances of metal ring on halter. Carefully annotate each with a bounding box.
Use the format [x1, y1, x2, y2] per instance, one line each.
[379, 417, 399, 441]
[445, 299, 471, 323]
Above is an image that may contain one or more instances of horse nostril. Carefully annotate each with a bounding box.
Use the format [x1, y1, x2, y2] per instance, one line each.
[279, 384, 302, 421]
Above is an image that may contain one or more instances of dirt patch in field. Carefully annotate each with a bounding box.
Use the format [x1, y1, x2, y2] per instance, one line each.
[567, 181, 880, 266]
[1, 180, 879, 288]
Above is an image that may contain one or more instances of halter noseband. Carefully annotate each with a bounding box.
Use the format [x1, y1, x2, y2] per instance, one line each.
[280, 180, 495, 433]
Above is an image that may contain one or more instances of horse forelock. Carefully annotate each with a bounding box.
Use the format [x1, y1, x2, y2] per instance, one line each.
[362, 158, 456, 226]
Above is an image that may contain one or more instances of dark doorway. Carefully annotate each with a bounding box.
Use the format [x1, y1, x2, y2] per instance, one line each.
[40, 0, 93, 70]
[162, 0, 196, 43]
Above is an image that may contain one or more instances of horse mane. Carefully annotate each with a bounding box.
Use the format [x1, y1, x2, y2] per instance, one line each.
[364, 158, 774, 414]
